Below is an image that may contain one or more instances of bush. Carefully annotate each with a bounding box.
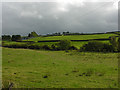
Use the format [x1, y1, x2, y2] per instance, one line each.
[51, 44, 56, 50]
[51, 40, 78, 51]
[68, 46, 78, 50]
[42, 45, 51, 50]
[80, 41, 114, 52]
[2, 43, 9, 47]
[109, 36, 118, 51]
[28, 31, 38, 37]
[51, 44, 60, 51]
[28, 44, 41, 49]
[58, 40, 71, 50]
[2, 40, 76, 51]
[2, 41, 52, 50]
[7, 43, 28, 48]
[2, 42, 30, 49]
[2, 35, 11, 41]
[12, 35, 21, 41]
[118, 37, 120, 52]
[51, 40, 73, 51]
[102, 44, 114, 52]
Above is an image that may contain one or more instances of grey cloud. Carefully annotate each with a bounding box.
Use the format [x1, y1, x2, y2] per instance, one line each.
[2, 2, 118, 35]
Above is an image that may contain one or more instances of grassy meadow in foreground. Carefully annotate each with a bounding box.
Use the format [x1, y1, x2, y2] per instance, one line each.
[2, 47, 118, 88]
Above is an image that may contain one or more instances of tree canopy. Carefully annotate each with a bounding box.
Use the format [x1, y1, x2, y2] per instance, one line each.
[28, 31, 38, 37]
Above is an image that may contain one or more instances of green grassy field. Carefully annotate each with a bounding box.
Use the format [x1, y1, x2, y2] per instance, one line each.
[2, 47, 118, 88]
[22, 33, 117, 49]
[2, 33, 118, 49]
[25, 33, 118, 41]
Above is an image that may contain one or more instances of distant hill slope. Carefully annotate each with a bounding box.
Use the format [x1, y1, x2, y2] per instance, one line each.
[24, 33, 118, 41]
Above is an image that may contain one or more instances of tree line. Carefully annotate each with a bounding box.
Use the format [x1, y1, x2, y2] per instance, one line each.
[2, 36, 120, 52]
[2, 31, 38, 41]
[3, 31, 114, 41]
[80, 36, 120, 52]
[2, 31, 120, 52]
[2, 35, 21, 41]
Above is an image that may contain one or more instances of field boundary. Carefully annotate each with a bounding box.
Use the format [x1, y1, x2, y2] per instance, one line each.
[18, 38, 111, 43]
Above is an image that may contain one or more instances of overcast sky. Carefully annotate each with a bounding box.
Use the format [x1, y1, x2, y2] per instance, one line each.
[2, 1, 118, 35]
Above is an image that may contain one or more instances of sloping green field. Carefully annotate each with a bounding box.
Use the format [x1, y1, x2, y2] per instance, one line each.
[25, 34, 118, 41]
[20, 33, 117, 49]
[2, 48, 118, 88]
[3, 40, 110, 49]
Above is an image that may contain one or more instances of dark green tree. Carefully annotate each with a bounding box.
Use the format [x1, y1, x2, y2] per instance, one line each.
[109, 36, 118, 51]
[12, 35, 21, 41]
[58, 40, 71, 50]
[80, 41, 114, 52]
[28, 31, 38, 37]
[118, 37, 120, 52]
[2, 35, 11, 41]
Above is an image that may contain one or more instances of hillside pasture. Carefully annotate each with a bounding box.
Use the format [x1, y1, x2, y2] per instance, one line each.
[24, 33, 118, 41]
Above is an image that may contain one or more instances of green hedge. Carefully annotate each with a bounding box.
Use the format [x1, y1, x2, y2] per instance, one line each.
[80, 41, 114, 52]
[51, 40, 78, 51]
[2, 41, 77, 51]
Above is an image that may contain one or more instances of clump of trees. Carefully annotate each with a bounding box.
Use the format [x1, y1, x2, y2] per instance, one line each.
[58, 40, 71, 50]
[109, 36, 118, 51]
[44, 31, 104, 36]
[2, 35, 21, 41]
[28, 31, 38, 37]
[11, 35, 21, 41]
[80, 41, 114, 52]
[2, 35, 11, 41]
[109, 36, 120, 52]
[2, 42, 51, 50]
[2, 31, 38, 41]
[51, 40, 77, 50]
[118, 37, 120, 52]
[2, 40, 77, 51]
[80, 36, 120, 52]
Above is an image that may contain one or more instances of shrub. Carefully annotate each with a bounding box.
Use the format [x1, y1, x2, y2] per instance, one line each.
[51, 41, 78, 51]
[51, 40, 72, 51]
[2, 43, 9, 47]
[8, 43, 28, 48]
[51, 44, 60, 51]
[68, 46, 78, 50]
[2, 41, 52, 50]
[2, 35, 11, 41]
[28, 31, 38, 37]
[51, 44, 56, 50]
[109, 36, 118, 51]
[12, 35, 21, 41]
[80, 41, 114, 52]
[28, 44, 51, 50]
[42, 45, 51, 50]
[118, 37, 120, 52]
[2, 42, 29, 49]
[102, 44, 114, 52]
[2, 40, 75, 51]
[58, 40, 71, 50]
[28, 44, 40, 49]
